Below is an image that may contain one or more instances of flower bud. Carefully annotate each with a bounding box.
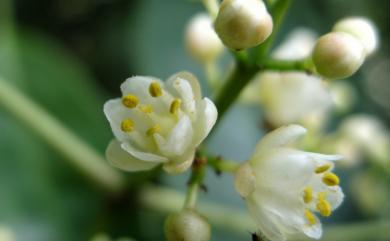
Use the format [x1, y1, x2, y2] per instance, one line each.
[312, 32, 365, 79]
[333, 17, 378, 56]
[214, 0, 273, 50]
[185, 13, 224, 62]
[164, 209, 211, 241]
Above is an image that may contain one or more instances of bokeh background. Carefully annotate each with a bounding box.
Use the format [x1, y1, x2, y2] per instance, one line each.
[0, 0, 389, 241]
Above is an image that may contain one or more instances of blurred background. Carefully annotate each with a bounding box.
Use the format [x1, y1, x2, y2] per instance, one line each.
[0, 0, 389, 241]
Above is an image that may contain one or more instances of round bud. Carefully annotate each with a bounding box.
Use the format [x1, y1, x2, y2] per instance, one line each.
[164, 209, 211, 241]
[333, 17, 378, 56]
[185, 13, 224, 62]
[312, 32, 365, 79]
[214, 0, 273, 50]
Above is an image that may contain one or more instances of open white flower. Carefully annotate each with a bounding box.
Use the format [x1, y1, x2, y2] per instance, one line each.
[258, 72, 332, 127]
[104, 71, 217, 174]
[235, 125, 344, 241]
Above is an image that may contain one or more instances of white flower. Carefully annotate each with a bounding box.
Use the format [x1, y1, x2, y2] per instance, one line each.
[338, 114, 390, 165]
[333, 17, 378, 56]
[234, 125, 344, 241]
[272, 28, 318, 61]
[104, 72, 218, 174]
[258, 72, 332, 127]
[185, 13, 224, 62]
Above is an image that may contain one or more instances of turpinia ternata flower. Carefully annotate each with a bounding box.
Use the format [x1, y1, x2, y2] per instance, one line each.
[104, 72, 217, 174]
[258, 72, 332, 127]
[235, 125, 344, 241]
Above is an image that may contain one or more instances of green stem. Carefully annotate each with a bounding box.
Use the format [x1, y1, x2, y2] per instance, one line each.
[202, 0, 219, 19]
[252, 0, 292, 62]
[260, 58, 314, 72]
[203, 60, 219, 91]
[183, 182, 199, 209]
[213, 57, 258, 124]
[140, 185, 390, 240]
[208, 157, 239, 173]
[183, 158, 206, 209]
[0, 78, 125, 194]
[198, 149, 240, 173]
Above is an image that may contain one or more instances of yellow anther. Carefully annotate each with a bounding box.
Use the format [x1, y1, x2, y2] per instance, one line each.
[146, 124, 161, 136]
[303, 186, 313, 204]
[316, 199, 332, 217]
[170, 99, 181, 115]
[317, 192, 327, 200]
[139, 104, 153, 114]
[322, 172, 340, 186]
[149, 81, 163, 97]
[304, 210, 317, 225]
[121, 119, 134, 132]
[315, 164, 331, 174]
[122, 94, 138, 108]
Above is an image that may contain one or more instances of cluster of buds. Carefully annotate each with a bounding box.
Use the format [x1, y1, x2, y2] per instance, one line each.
[312, 17, 378, 79]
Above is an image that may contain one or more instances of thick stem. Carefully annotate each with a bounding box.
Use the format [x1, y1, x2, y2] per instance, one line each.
[213, 59, 258, 124]
[0, 78, 125, 194]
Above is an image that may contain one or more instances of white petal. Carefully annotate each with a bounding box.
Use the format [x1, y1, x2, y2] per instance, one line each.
[154, 115, 193, 156]
[306, 152, 343, 162]
[251, 148, 315, 190]
[166, 71, 201, 100]
[103, 99, 130, 141]
[193, 98, 218, 146]
[106, 140, 158, 171]
[163, 149, 195, 174]
[120, 75, 163, 98]
[246, 196, 286, 241]
[121, 142, 168, 163]
[234, 162, 256, 198]
[326, 186, 345, 210]
[252, 189, 306, 236]
[254, 125, 307, 155]
[302, 214, 322, 239]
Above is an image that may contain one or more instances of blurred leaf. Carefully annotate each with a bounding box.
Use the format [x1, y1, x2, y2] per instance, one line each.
[0, 28, 113, 241]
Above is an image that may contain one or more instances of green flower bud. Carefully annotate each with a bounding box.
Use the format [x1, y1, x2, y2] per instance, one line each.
[312, 32, 365, 79]
[214, 0, 273, 50]
[164, 209, 211, 241]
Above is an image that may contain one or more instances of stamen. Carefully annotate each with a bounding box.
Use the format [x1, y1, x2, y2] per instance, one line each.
[303, 186, 313, 203]
[316, 198, 332, 217]
[322, 172, 340, 186]
[139, 104, 153, 114]
[315, 164, 331, 174]
[149, 82, 163, 97]
[122, 94, 138, 108]
[121, 119, 134, 132]
[170, 99, 181, 115]
[304, 210, 316, 225]
[146, 124, 161, 136]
